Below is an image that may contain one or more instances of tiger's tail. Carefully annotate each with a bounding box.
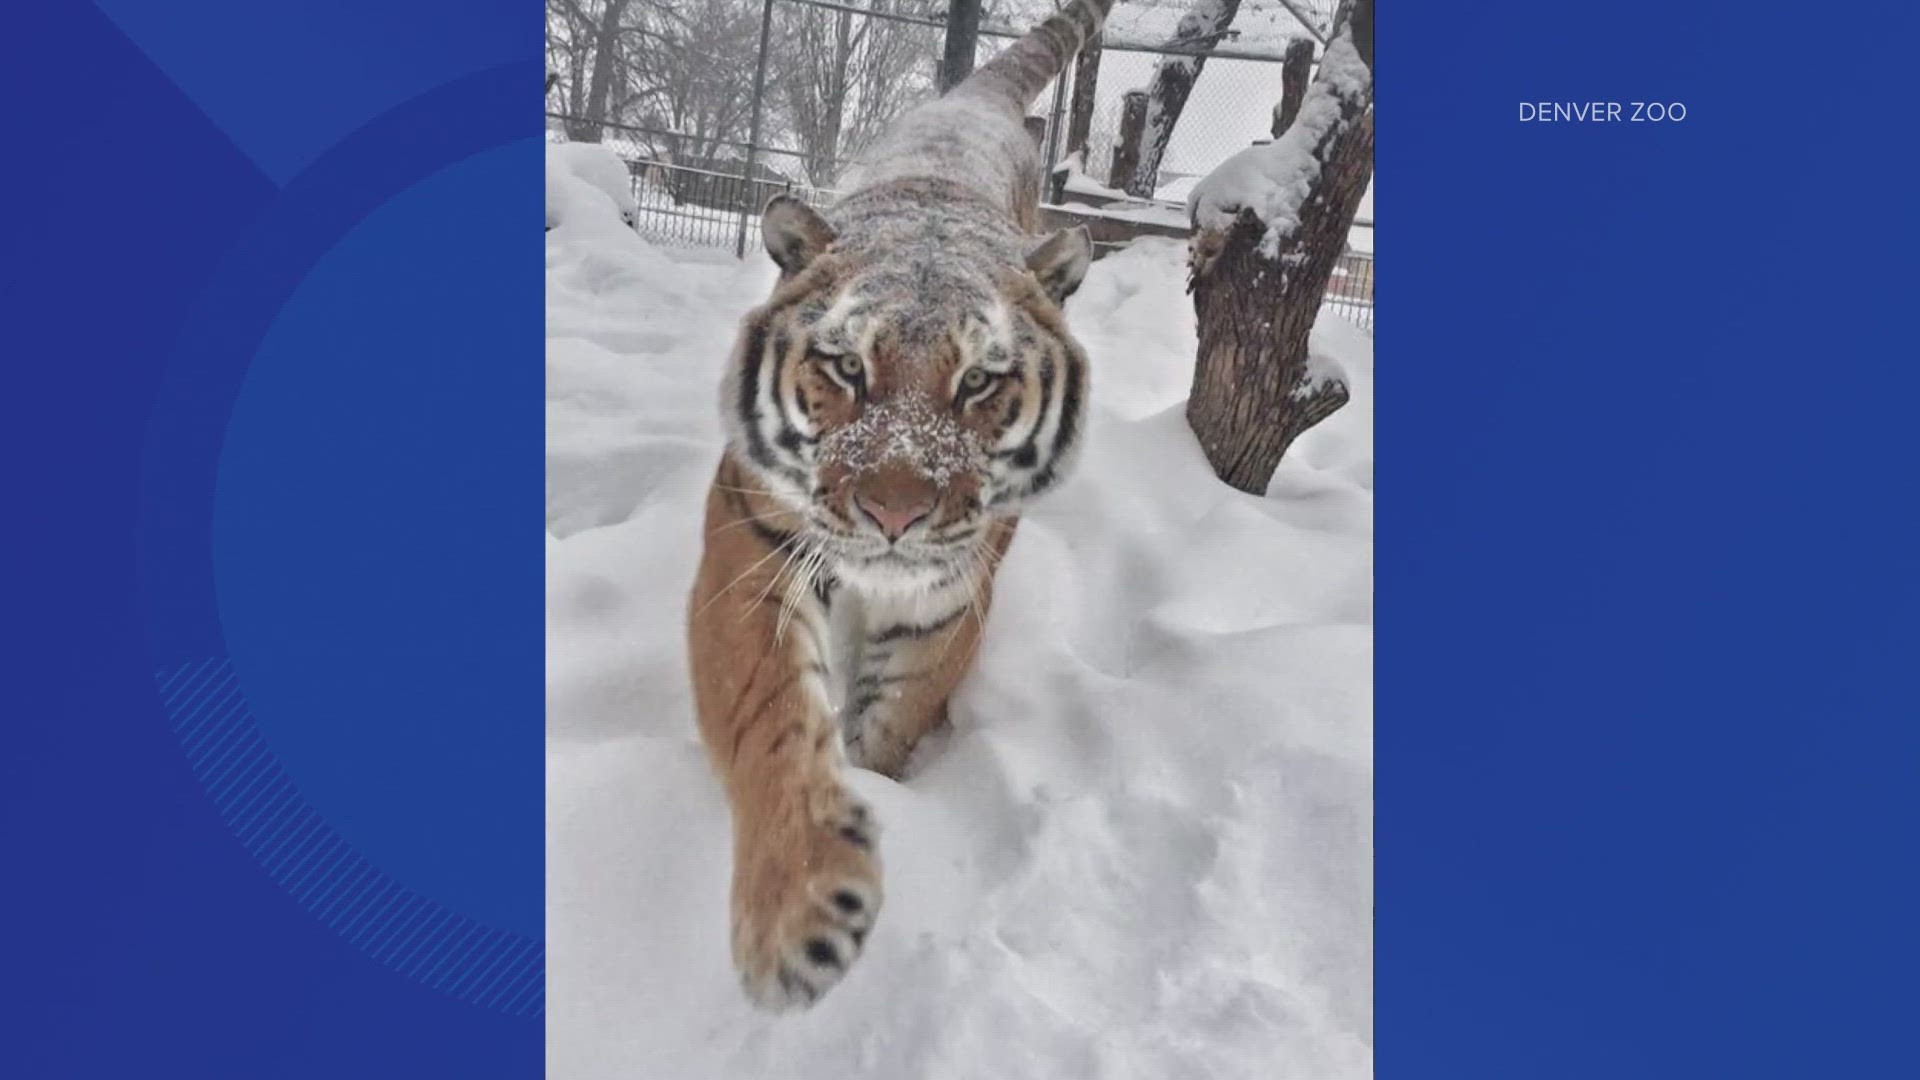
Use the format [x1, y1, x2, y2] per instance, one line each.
[955, 0, 1115, 114]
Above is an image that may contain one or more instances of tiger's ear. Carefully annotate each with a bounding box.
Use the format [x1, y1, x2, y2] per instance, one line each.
[1025, 226, 1093, 303]
[761, 195, 836, 274]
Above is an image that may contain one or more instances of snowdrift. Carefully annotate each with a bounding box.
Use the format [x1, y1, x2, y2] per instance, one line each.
[547, 141, 640, 232]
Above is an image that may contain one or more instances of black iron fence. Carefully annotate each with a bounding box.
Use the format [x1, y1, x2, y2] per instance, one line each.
[548, 118, 837, 249]
[1327, 243, 1374, 333]
[630, 161, 786, 249]
[551, 112, 1373, 334]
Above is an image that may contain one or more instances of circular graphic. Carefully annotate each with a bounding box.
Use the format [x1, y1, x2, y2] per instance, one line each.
[140, 64, 543, 1015]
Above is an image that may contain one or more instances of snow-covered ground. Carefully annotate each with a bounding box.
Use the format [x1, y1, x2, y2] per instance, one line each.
[547, 141, 639, 231]
[547, 151, 1373, 1080]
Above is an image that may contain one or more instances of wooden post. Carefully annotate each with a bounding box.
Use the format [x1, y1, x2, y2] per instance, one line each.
[940, 0, 983, 93]
[1273, 37, 1315, 137]
[1053, 32, 1104, 203]
[1123, 0, 1243, 198]
[1109, 90, 1148, 190]
[1065, 32, 1104, 161]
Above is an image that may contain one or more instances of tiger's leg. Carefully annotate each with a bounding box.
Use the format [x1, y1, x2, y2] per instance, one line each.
[687, 456, 881, 1011]
[843, 521, 1017, 779]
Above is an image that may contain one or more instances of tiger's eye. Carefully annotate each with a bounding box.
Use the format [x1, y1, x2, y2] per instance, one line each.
[960, 368, 991, 393]
[834, 353, 864, 382]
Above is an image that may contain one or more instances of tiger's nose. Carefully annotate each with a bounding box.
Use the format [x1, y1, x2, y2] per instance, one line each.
[855, 492, 935, 541]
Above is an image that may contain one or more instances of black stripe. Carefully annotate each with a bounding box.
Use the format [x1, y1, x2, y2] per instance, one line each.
[777, 966, 818, 1004]
[852, 671, 920, 691]
[870, 606, 966, 644]
[993, 349, 1053, 469]
[1050, 347, 1084, 463]
[776, 344, 817, 452]
[735, 319, 774, 465]
[738, 323, 814, 477]
[920, 566, 968, 592]
[1022, 346, 1084, 499]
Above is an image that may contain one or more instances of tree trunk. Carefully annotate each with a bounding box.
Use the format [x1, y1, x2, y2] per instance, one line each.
[569, 0, 631, 142]
[1109, 90, 1149, 190]
[1272, 37, 1314, 137]
[1186, 0, 1373, 494]
[1123, 0, 1242, 197]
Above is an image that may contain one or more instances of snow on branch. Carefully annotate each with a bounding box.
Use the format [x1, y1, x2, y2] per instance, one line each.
[1185, 17, 1372, 257]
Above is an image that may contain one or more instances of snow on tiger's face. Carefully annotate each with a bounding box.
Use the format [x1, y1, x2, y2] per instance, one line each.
[723, 199, 1093, 595]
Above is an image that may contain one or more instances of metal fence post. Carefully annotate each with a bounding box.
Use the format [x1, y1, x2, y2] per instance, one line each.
[735, 0, 779, 260]
[1041, 70, 1069, 204]
[940, 0, 982, 93]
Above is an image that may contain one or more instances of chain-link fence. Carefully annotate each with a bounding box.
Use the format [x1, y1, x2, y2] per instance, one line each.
[547, 0, 1371, 331]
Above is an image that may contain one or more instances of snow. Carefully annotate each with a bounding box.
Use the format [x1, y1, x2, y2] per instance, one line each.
[547, 141, 638, 230]
[1153, 173, 1206, 204]
[547, 155, 1372, 1079]
[1053, 152, 1198, 233]
[1080, 200, 1195, 230]
[820, 392, 987, 487]
[1061, 153, 1372, 254]
[1057, 149, 1132, 202]
[1187, 30, 1371, 253]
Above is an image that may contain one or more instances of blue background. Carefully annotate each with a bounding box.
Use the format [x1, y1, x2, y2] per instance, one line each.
[3, 1, 542, 1076]
[1386, 2, 1920, 1076]
[2, 1, 1917, 1076]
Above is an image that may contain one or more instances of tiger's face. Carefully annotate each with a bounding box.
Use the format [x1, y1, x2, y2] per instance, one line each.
[722, 195, 1093, 595]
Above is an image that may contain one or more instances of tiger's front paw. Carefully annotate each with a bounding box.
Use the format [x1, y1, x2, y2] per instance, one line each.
[730, 786, 882, 1011]
[843, 721, 912, 780]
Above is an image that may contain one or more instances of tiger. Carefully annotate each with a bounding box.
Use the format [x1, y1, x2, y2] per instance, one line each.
[686, 0, 1117, 1012]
